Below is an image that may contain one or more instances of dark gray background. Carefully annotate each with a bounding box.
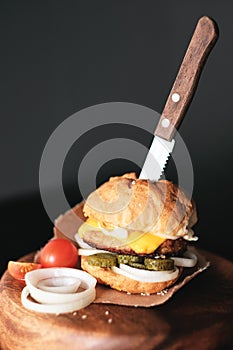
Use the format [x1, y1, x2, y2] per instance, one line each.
[0, 0, 232, 274]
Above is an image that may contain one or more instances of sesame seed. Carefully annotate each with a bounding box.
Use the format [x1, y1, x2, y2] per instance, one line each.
[81, 314, 87, 320]
[107, 318, 113, 324]
[105, 310, 110, 315]
[140, 292, 150, 296]
[157, 289, 168, 296]
[73, 312, 77, 316]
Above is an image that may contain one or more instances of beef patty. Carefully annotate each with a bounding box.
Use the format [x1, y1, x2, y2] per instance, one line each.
[82, 230, 188, 257]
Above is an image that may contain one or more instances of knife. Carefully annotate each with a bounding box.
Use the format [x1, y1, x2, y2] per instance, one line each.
[139, 16, 218, 181]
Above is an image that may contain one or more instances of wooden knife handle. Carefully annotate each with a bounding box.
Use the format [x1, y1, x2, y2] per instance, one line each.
[155, 16, 219, 141]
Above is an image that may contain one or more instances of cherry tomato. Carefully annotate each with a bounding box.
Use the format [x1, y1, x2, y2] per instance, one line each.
[40, 238, 78, 268]
[8, 261, 42, 281]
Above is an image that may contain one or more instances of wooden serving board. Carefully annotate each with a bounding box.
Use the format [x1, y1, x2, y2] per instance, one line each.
[0, 249, 233, 350]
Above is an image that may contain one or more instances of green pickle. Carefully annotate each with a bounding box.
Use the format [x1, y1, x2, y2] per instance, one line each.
[128, 262, 146, 269]
[87, 253, 117, 268]
[144, 258, 174, 271]
[117, 254, 143, 265]
[87, 253, 174, 271]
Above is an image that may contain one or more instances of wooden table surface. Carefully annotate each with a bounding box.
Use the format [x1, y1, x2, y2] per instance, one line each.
[0, 249, 233, 350]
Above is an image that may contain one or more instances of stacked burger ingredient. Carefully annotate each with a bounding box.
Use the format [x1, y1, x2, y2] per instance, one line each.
[76, 173, 198, 294]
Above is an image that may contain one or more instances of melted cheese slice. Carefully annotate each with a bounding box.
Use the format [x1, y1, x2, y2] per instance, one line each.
[78, 219, 166, 254]
[86, 218, 115, 230]
[128, 232, 165, 254]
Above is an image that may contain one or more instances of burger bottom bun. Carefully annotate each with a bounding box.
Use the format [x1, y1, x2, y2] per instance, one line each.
[81, 256, 182, 294]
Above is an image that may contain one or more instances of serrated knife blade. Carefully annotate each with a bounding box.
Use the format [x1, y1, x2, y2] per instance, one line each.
[139, 16, 218, 181]
[139, 136, 175, 181]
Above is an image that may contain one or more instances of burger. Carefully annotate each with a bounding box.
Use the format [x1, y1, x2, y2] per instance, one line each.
[75, 172, 198, 294]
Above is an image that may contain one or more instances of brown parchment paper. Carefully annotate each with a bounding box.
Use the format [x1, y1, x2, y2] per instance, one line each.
[93, 247, 209, 307]
[53, 205, 209, 308]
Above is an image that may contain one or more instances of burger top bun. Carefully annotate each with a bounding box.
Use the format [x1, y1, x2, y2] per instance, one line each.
[83, 173, 197, 237]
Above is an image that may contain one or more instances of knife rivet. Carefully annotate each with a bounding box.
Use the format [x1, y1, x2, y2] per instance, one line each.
[172, 93, 180, 102]
[161, 118, 170, 128]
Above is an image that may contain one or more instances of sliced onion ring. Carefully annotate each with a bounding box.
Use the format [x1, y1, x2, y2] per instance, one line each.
[74, 233, 93, 248]
[25, 268, 96, 305]
[78, 248, 115, 256]
[21, 286, 96, 314]
[112, 264, 179, 283]
[37, 276, 81, 293]
[171, 251, 197, 267]
[100, 226, 128, 239]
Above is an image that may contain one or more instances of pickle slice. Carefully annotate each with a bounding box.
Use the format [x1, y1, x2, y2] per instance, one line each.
[128, 262, 146, 269]
[117, 254, 143, 265]
[87, 253, 117, 268]
[144, 258, 174, 271]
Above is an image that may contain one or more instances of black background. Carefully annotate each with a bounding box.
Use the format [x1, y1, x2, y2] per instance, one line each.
[0, 0, 232, 276]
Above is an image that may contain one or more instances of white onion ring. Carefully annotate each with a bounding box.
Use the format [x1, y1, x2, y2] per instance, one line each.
[112, 264, 179, 283]
[37, 276, 81, 293]
[74, 233, 93, 248]
[171, 251, 197, 267]
[78, 248, 116, 256]
[25, 268, 96, 305]
[152, 232, 179, 240]
[21, 286, 96, 314]
[100, 226, 128, 239]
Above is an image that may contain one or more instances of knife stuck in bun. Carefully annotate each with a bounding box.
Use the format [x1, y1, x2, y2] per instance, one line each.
[74, 172, 198, 295]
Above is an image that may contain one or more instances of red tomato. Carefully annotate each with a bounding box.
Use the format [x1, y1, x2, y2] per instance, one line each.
[40, 238, 78, 268]
[8, 261, 42, 281]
